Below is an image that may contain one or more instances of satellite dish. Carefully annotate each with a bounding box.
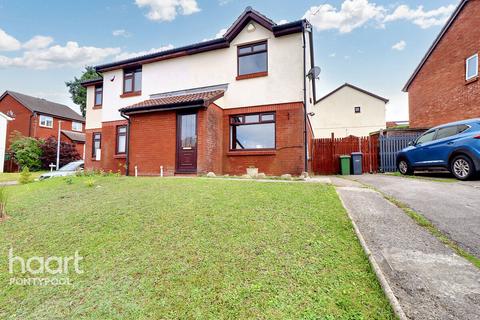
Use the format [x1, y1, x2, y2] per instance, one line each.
[307, 66, 321, 80]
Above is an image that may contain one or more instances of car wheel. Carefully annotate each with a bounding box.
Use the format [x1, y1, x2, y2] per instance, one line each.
[451, 155, 475, 181]
[398, 159, 413, 175]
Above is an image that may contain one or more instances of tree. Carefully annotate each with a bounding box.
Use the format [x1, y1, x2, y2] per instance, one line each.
[65, 66, 99, 117]
[9, 131, 43, 171]
[40, 137, 81, 169]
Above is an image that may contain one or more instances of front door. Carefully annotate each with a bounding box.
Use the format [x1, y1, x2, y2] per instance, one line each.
[176, 112, 197, 173]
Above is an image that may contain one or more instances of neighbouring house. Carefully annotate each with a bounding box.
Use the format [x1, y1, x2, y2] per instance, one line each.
[0, 91, 86, 171]
[82, 7, 318, 176]
[386, 120, 409, 128]
[403, 0, 480, 128]
[310, 83, 388, 138]
[0, 112, 13, 173]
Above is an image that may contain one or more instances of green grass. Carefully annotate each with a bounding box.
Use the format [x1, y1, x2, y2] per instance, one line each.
[387, 172, 456, 183]
[0, 177, 394, 319]
[0, 171, 46, 182]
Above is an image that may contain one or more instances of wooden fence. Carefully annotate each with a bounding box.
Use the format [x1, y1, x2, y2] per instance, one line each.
[311, 135, 379, 175]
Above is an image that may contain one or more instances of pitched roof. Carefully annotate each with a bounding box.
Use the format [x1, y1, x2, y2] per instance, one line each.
[61, 130, 86, 143]
[316, 83, 389, 104]
[403, 0, 469, 92]
[0, 91, 85, 122]
[120, 84, 227, 114]
[95, 7, 305, 72]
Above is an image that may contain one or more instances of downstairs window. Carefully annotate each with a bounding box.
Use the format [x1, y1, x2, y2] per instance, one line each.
[230, 113, 275, 150]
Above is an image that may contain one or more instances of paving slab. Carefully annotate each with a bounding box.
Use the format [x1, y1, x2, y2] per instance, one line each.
[336, 186, 480, 320]
[348, 174, 480, 258]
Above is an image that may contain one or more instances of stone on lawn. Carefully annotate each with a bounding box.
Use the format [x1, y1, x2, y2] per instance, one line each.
[206, 172, 216, 177]
[256, 173, 266, 179]
[281, 174, 292, 180]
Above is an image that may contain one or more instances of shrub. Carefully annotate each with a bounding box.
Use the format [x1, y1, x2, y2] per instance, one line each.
[9, 131, 42, 171]
[40, 137, 81, 170]
[18, 167, 33, 184]
[64, 176, 74, 185]
[0, 187, 7, 219]
[85, 178, 95, 187]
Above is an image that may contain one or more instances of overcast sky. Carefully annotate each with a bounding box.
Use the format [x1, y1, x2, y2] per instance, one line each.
[0, 0, 460, 120]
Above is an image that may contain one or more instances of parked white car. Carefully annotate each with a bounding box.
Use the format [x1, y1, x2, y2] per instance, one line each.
[39, 160, 84, 180]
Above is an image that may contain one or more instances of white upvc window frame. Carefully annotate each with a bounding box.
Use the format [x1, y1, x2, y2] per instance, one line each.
[72, 121, 83, 132]
[466, 53, 478, 80]
[39, 115, 53, 128]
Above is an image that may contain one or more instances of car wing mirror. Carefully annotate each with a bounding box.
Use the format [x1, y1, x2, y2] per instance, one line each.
[408, 141, 414, 146]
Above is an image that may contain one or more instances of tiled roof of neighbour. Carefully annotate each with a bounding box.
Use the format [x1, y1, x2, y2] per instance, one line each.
[403, 0, 468, 91]
[316, 83, 389, 104]
[120, 85, 227, 114]
[61, 130, 86, 143]
[95, 7, 305, 72]
[0, 91, 85, 122]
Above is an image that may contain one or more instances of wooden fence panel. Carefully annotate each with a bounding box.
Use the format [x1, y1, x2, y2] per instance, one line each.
[312, 135, 379, 175]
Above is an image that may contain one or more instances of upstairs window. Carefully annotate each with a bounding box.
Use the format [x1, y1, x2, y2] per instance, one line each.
[466, 54, 478, 80]
[72, 122, 83, 132]
[94, 85, 103, 106]
[39, 115, 53, 128]
[237, 41, 268, 76]
[116, 125, 127, 154]
[123, 67, 142, 93]
[230, 113, 275, 150]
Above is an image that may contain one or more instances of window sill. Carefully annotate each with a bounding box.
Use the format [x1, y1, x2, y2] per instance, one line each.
[227, 150, 276, 156]
[114, 154, 127, 159]
[236, 71, 268, 81]
[93, 105, 102, 109]
[39, 125, 53, 129]
[465, 77, 478, 85]
[120, 91, 142, 98]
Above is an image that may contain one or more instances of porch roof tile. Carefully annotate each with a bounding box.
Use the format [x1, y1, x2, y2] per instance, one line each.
[120, 89, 225, 114]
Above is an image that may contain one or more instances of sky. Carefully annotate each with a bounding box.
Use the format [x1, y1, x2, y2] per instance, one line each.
[0, 0, 460, 120]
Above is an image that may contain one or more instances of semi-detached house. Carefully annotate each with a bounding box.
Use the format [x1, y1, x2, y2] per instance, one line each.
[82, 7, 317, 176]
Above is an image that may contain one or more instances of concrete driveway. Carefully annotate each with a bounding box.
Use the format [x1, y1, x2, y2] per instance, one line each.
[347, 174, 480, 259]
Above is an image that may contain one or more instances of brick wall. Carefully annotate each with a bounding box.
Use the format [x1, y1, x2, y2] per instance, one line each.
[222, 102, 305, 176]
[0, 94, 33, 148]
[408, 0, 480, 128]
[86, 101, 306, 177]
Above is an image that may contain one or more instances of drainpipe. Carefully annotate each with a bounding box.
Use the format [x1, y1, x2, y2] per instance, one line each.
[29, 112, 35, 137]
[120, 112, 130, 176]
[302, 22, 308, 173]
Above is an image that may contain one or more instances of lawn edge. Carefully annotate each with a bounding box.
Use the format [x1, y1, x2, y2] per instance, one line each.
[334, 188, 407, 320]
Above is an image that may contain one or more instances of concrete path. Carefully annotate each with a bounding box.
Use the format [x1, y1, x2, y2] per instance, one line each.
[332, 178, 480, 320]
[348, 174, 480, 258]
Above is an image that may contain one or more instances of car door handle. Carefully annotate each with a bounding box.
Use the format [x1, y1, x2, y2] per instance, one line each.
[447, 142, 454, 145]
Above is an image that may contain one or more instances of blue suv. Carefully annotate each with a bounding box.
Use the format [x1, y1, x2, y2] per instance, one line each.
[396, 119, 480, 180]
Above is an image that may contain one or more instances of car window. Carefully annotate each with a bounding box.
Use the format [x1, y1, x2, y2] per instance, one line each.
[457, 124, 470, 134]
[59, 162, 82, 171]
[435, 126, 459, 140]
[416, 130, 436, 145]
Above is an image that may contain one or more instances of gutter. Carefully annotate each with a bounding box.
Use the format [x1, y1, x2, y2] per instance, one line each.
[120, 112, 131, 176]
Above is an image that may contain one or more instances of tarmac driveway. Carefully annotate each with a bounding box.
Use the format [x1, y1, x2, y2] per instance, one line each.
[348, 174, 480, 259]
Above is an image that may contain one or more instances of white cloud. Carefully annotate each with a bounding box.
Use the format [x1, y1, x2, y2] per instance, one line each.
[392, 40, 406, 51]
[115, 44, 174, 61]
[23, 35, 54, 50]
[112, 29, 132, 37]
[304, 0, 386, 33]
[384, 4, 456, 29]
[329, 53, 336, 57]
[0, 41, 120, 69]
[201, 27, 228, 42]
[0, 28, 21, 51]
[277, 19, 289, 25]
[135, 0, 200, 22]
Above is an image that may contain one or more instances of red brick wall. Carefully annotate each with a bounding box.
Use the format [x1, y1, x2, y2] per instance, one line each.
[197, 103, 223, 174]
[128, 111, 177, 176]
[84, 121, 127, 174]
[408, 0, 480, 128]
[86, 101, 306, 177]
[222, 102, 305, 176]
[0, 94, 33, 148]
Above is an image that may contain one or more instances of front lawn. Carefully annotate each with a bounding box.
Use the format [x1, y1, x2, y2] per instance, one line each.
[0, 171, 46, 182]
[0, 177, 394, 319]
